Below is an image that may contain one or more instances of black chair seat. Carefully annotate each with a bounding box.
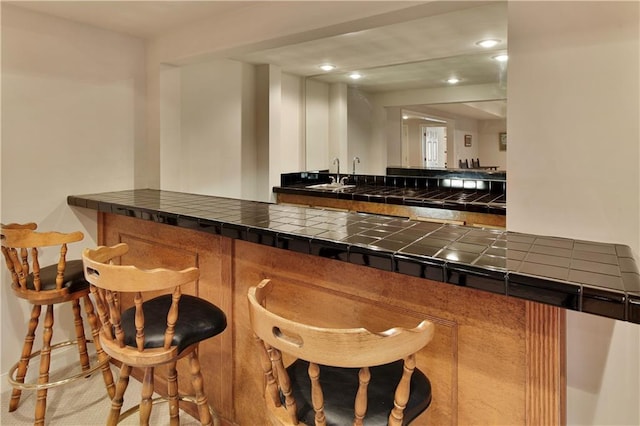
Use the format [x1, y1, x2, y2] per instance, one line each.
[121, 294, 227, 353]
[26, 259, 90, 293]
[288, 359, 432, 426]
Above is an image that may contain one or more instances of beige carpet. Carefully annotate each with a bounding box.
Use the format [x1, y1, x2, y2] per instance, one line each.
[0, 362, 202, 425]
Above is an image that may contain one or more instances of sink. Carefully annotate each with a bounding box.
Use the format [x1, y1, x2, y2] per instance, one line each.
[305, 183, 356, 191]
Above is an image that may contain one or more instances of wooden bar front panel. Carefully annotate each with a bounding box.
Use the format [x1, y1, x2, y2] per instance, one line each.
[100, 214, 234, 420]
[99, 213, 564, 425]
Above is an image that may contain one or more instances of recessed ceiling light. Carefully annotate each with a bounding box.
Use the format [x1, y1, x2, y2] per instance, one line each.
[493, 54, 509, 62]
[402, 115, 409, 119]
[349, 73, 362, 80]
[476, 39, 500, 48]
[447, 77, 460, 84]
[319, 64, 335, 71]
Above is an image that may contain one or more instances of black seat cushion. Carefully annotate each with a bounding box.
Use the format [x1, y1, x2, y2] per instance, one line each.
[120, 294, 227, 353]
[288, 359, 431, 426]
[26, 259, 90, 293]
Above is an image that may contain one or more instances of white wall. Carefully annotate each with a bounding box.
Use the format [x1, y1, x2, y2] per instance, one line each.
[329, 83, 348, 176]
[159, 65, 182, 189]
[161, 60, 303, 202]
[242, 63, 259, 201]
[305, 79, 350, 175]
[508, 2, 640, 424]
[305, 79, 330, 171]
[405, 120, 424, 167]
[161, 59, 253, 199]
[147, 2, 421, 186]
[453, 117, 478, 168]
[348, 87, 375, 174]
[478, 119, 506, 170]
[256, 65, 305, 201]
[1, 5, 145, 384]
[385, 106, 403, 170]
[265, 65, 283, 202]
[281, 73, 305, 174]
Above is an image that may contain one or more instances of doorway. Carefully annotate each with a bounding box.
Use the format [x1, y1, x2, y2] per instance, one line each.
[422, 125, 446, 168]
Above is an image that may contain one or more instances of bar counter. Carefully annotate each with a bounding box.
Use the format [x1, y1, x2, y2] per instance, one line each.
[68, 189, 639, 323]
[275, 168, 505, 227]
[68, 189, 640, 425]
[273, 181, 506, 215]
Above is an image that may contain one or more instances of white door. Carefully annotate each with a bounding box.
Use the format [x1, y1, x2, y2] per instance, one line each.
[423, 126, 440, 167]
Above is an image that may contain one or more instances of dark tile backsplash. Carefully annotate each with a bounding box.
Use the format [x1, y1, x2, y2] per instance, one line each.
[68, 189, 639, 324]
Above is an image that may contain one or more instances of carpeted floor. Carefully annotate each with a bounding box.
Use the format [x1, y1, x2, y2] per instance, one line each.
[0, 362, 202, 425]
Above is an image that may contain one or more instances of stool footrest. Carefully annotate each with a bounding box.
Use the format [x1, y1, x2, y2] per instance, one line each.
[8, 339, 110, 391]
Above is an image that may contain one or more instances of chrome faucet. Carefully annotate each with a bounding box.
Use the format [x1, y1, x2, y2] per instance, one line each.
[352, 156, 360, 175]
[333, 157, 340, 181]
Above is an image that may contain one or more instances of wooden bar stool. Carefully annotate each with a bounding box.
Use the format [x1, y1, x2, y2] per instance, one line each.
[1, 223, 115, 426]
[247, 279, 435, 426]
[82, 242, 227, 426]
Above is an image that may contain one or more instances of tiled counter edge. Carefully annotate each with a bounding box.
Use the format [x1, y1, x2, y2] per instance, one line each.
[67, 189, 640, 324]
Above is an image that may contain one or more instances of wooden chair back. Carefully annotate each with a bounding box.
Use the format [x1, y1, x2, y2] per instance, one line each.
[248, 279, 435, 425]
[1, 223, 84, 300]
[82, 243, 200, 366]
[2, 224, 117, 424]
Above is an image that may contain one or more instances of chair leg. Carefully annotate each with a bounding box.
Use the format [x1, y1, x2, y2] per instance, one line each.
[189, 350, 213, 426]
[71, 298, 91, 371]
[107, 363, 131, 426]
[140, 367, 155, 426]
[167, 360, 180, 426]
[34, 304, 54, 426]
[9, 304, 41, 412]
[82, 295, 115, 398]
[388, 354, 416, 426]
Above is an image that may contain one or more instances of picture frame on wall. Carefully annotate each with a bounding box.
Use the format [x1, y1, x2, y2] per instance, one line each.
[499, 132, 507, 151]
[464, 134, 472, 147]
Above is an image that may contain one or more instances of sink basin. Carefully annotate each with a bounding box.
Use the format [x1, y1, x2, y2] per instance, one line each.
[305, 183, 356, 191]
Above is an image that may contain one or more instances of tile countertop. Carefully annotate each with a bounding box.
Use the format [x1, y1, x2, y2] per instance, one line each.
[273, 184, 506, 215]
[274, 171, 506, 215]
[67, 189, 640, 324]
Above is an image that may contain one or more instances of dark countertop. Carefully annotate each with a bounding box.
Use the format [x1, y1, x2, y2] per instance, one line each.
[68, 189, 640, 324]
[274, 170, 506, 215]
[273, 184, 506, 215]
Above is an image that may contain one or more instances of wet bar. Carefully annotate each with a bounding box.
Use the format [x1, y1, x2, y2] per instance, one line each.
[68, 189, 639, 425]
[274, 169, 507, 228]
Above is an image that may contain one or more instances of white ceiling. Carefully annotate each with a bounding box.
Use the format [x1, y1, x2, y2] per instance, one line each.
[11, 1, 257, 39]
[9, 1, 508, 120]
[234, 2, 507, 87]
